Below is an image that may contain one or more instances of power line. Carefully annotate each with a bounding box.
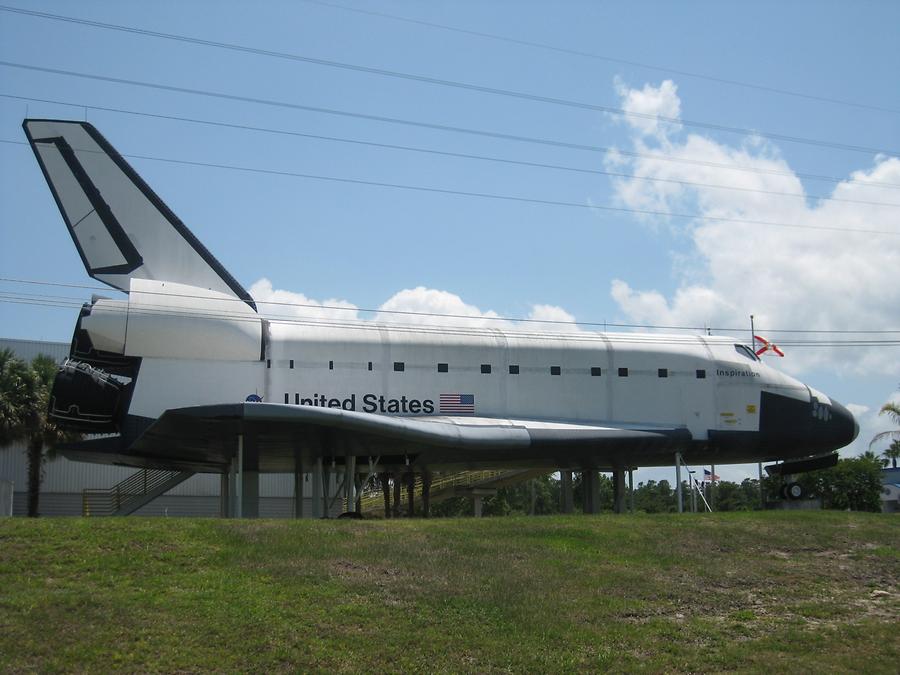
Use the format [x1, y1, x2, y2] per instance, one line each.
[299, 0, 900, 116]
[3, 293, 898, 348]
[3, 78, 898, 192]
[3, 278, 899, 337]
[3, 93, 899, 207]
[0, 7, 894, 158]
[3, 137, 896, 236]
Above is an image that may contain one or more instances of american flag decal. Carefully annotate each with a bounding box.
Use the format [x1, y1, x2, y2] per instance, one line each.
[440, 393, 475, 414]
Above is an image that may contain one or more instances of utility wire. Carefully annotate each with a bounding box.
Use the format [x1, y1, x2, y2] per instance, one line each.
[3, 138, 896, 236]
[0, 8, 894, 159]
[3, 80, 898, 192]
[299, 0, 900, 116]
[3, 93, 899, 207]
[2, 293, 898, 348]
[3, 278, 899, 337]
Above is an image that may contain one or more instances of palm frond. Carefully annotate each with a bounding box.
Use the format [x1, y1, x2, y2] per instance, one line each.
[869, 429, 900, 449]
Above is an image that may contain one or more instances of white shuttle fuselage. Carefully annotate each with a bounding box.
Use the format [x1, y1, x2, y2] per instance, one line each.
[23, 119, 858, 477]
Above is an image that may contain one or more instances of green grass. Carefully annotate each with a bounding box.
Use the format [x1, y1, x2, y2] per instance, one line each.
[1, 512, 897, 673]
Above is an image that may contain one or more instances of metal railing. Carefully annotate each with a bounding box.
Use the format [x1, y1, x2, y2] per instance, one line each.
[358, 470, 505, 513]
[82, 468, 191, 516]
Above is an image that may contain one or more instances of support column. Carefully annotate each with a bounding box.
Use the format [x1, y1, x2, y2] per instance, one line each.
[406, 471, 415, 517]
[612, 469, 626, 514]
[293, 450, 305, 519]
[228, 453, 238, 518]
[560, 470, 574, 514]
[380, 473, 391, 518]
[582, 470, 600, 514]
[675, 452, 683, 514]
[392, 472, 402, 518]
[628, 469, 634, 513]
[219, 472, 229, 519]
[422, 470, 432, 518]
[758, 462, 765, 508]
[311, 457, 323, 518]
[344, 453, 355, 514]
[322, 462, 332, 518]
[473, 495, 483, 517]
[239, 433, 260, 519]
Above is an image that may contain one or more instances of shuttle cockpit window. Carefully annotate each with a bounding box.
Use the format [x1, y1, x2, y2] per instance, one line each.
[734, 344, 760, 361]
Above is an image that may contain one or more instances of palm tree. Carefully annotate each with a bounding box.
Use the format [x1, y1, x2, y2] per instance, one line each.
[1, 349, 41, 515]
[25, 354, 75, 517]
[0, 350, 77, 516]
[0, 349, 38, 446]
[884, 440, 900, 470]
[869, 398, 900, 457]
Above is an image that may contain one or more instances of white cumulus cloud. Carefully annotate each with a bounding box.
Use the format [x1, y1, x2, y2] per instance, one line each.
[614, 77, 682, 141]
[251, 281, 580, 333]
[249, 278, 359, 321]
[374, 286, 508, 328]
[604, 79, 900, 376]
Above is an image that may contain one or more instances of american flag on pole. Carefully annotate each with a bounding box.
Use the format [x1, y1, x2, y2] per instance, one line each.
[440, 393, 475, 415]
[703, 469, 720, 482]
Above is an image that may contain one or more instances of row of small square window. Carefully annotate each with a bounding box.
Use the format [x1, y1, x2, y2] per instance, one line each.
[428, 364, 705, 378]
[269, 359, 706, 379]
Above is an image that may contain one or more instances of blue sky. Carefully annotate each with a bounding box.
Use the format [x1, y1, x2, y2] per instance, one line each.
[1, 1, 898, 484]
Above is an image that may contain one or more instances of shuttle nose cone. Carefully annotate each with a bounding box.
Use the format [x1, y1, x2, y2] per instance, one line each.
[830, 400, 859, 448]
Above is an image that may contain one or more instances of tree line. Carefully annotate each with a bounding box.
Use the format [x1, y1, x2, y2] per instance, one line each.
[430, 454, 887, 517]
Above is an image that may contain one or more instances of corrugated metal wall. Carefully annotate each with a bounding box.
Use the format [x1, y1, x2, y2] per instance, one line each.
[0, 337, 70, 364]
[1, 443, 341, 516]
[1, 444, 303, 496]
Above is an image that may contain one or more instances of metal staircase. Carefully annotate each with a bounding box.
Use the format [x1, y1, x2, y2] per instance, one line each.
[82, 469, 195, 516]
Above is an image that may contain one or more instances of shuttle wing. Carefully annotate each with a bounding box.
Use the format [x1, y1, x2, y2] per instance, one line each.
[60, 403, 692, 472]
[23, 119, 255, 310]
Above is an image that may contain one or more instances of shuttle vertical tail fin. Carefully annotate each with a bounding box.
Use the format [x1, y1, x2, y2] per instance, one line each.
[23, 119, 256, 311]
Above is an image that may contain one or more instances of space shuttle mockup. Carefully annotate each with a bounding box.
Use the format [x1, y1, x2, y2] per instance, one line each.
[23, 119, 858, 484]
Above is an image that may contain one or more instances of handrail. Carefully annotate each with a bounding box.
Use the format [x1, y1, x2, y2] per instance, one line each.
[82, 468, 185, 516]
[358, 470, 506, 513]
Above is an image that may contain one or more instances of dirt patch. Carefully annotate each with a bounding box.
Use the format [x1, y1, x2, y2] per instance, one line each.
[330, 559, 403, 586]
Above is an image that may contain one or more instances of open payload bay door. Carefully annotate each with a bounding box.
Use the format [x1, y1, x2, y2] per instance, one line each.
[23, 119, 255, 310]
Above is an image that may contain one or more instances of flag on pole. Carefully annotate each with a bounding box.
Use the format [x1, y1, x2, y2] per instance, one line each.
[754, 335, 784, 357]
[703, 469, 720, 482]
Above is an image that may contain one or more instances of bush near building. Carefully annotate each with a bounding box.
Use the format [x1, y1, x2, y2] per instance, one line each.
[795, 453, 885, 512]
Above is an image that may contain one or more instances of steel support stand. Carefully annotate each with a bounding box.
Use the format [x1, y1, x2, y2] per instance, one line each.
[219, 472, 229, 519]
[675, 452, 683, 514]
[758, 462, 765, 508]
[613, 469, 626, 514]
[312, 457, 323, 518]
[560, 470, 574, 514]
[239, 432, 260, 519]
[582, 470, 600, 514]
[473, 495, 483, 517]
[294, 449, 305, 519]
[344, 452, 355, 513]
[628, 469, 634, 513]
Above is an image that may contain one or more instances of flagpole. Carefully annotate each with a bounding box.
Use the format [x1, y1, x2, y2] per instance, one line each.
[750, 314, 756, 352]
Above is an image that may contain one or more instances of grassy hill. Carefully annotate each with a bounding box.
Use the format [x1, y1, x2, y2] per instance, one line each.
[1, 512, 897, 672]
